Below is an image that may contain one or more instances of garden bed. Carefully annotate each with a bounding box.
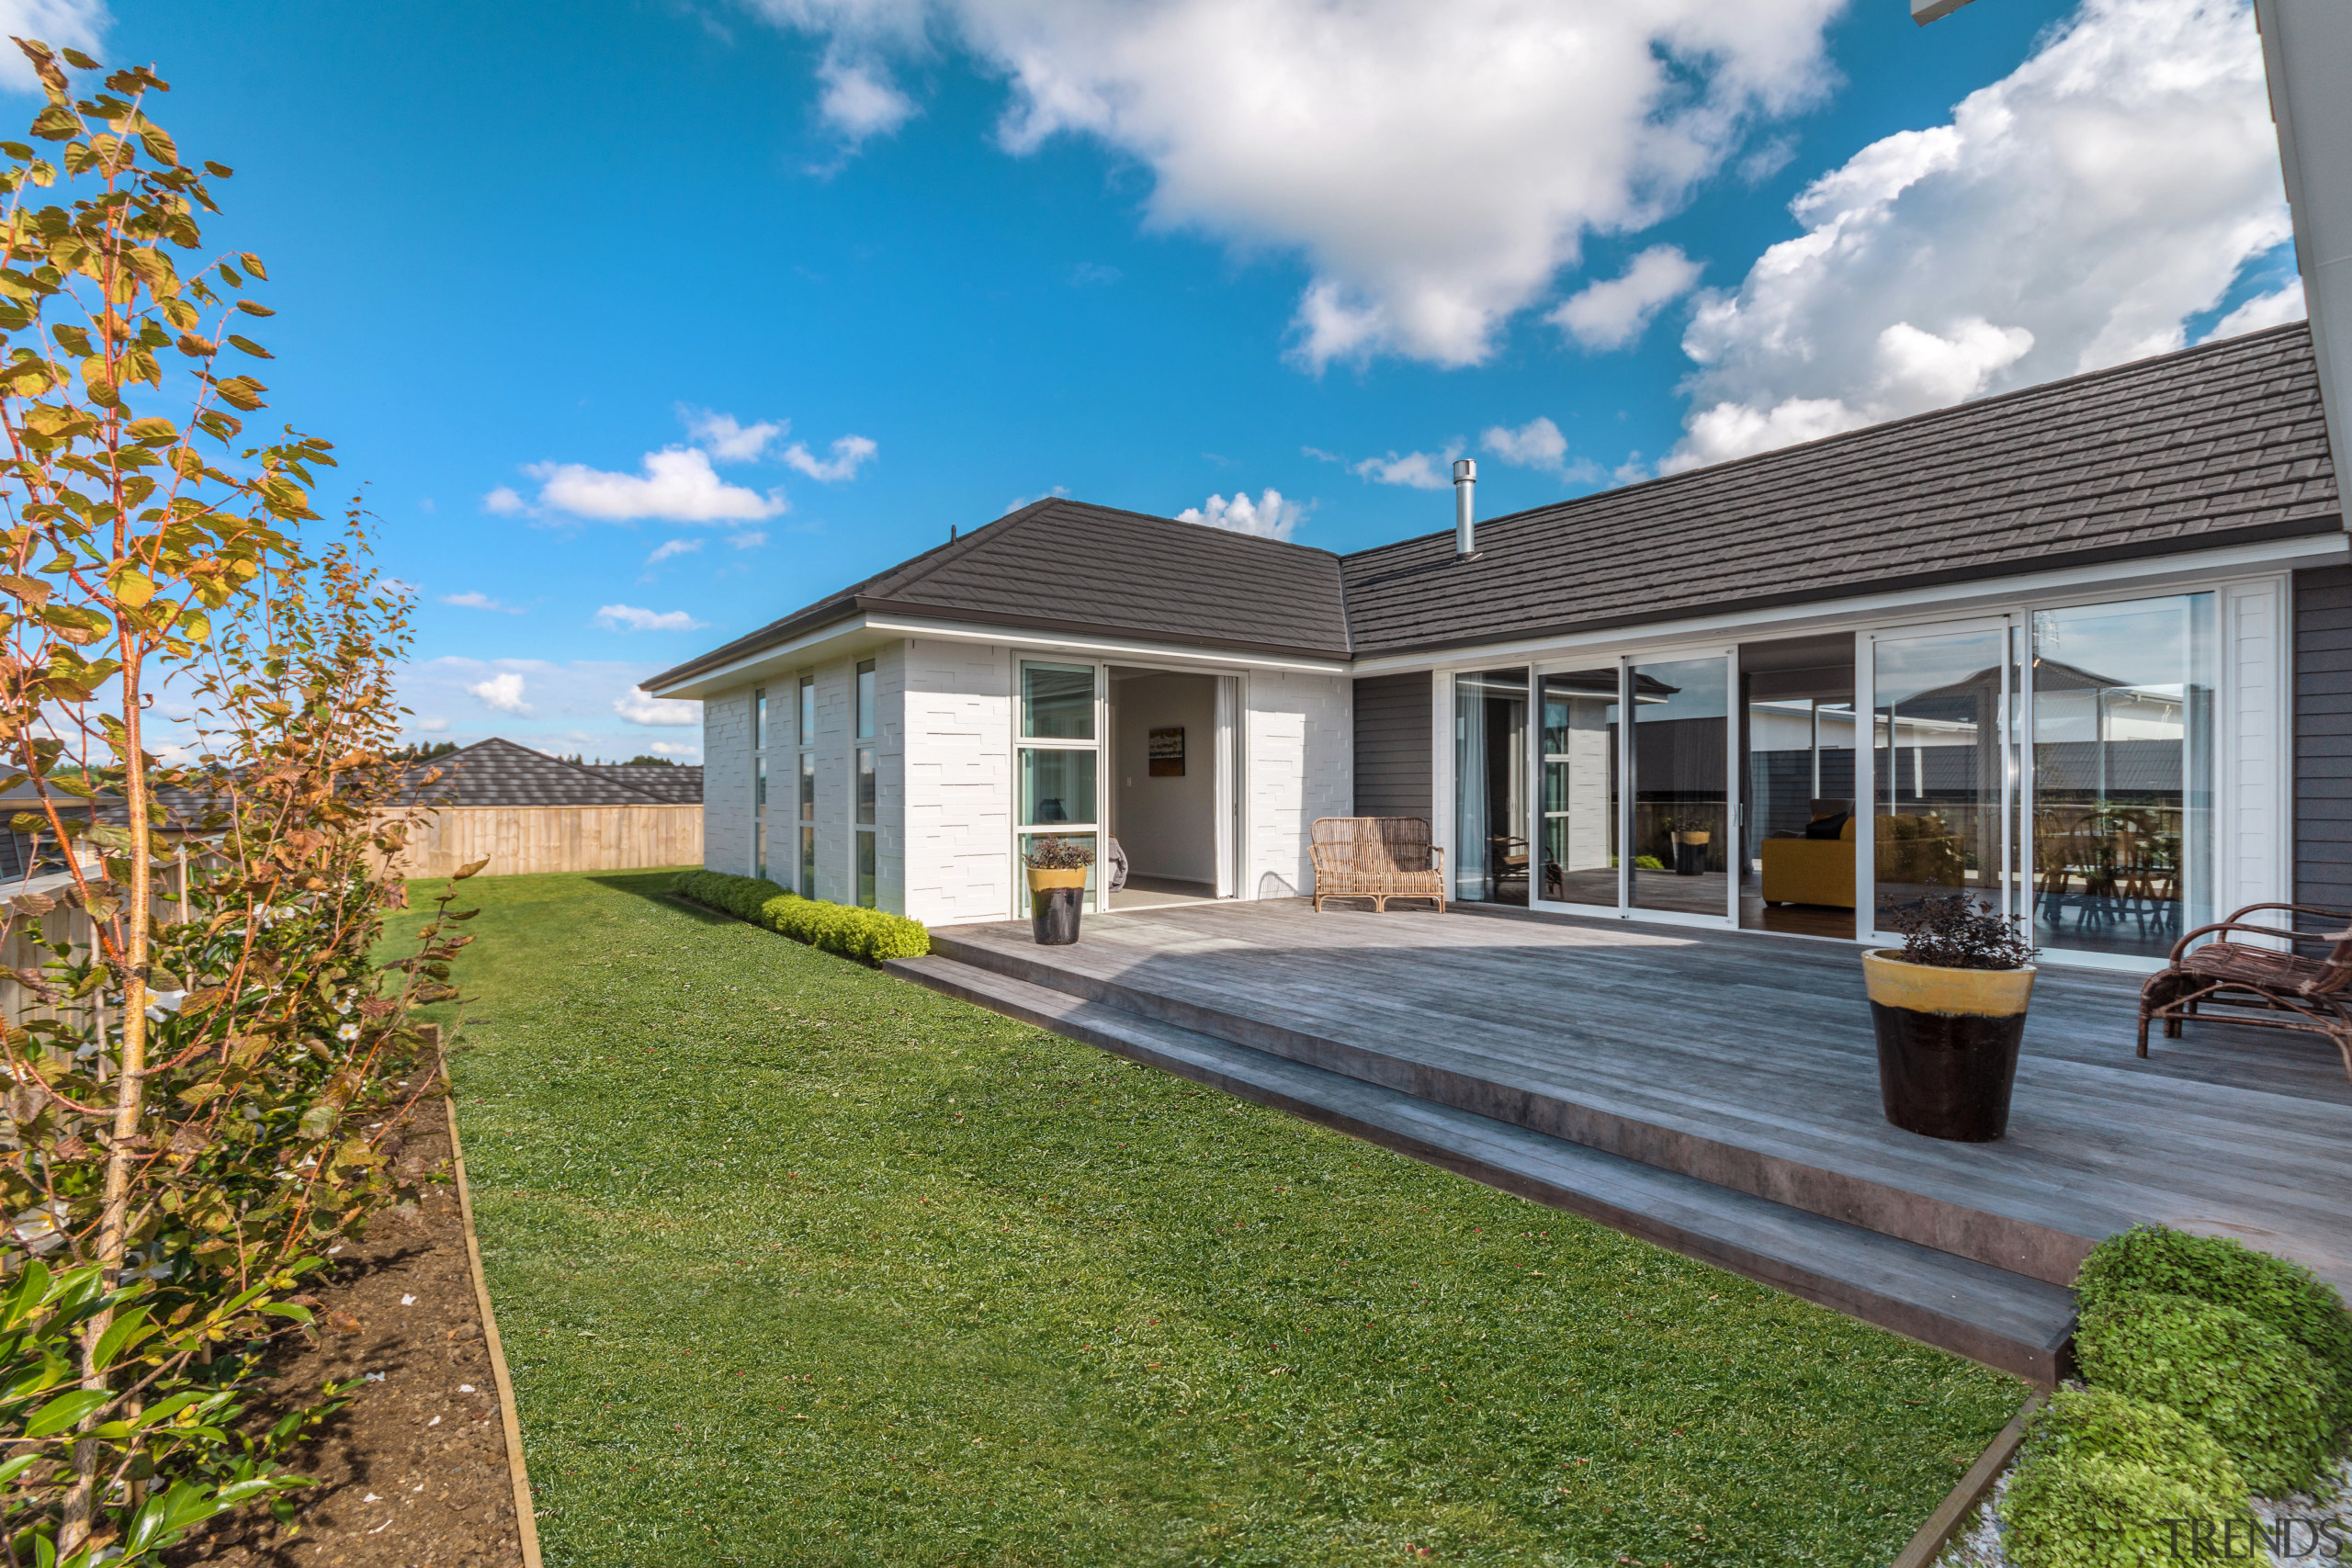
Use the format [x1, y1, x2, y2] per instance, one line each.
[168, 1095, 528, 1568]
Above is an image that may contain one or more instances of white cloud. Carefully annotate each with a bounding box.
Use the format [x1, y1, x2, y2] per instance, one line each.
[648, 740, 698, 758]
[1004, 484, 1069, 513]
[0, 4, 107, 95]
[483, 486, 528, 516]
[616, 688, 700, 727]
[818, 52, 919, 141]
[441, 591, 526, 615]
[682, 409, 787, 462]
[2203, 276, 2306, 342]
[1550, 245, 1703, 351]
[521, 448, 786, 524]
[645, 537, 705, 566]
[749, 0, 1844, 369]
[416, 716, 449, 733]
[469, 672, 533, 716]
[781, 434, 879, 482]
[594, 604, 710, 633]
[1351, 447, 1461, 490]
[1667, 0, 2290, 472]
[728, 530, 768, 549]
[1176, 489, 1307, 541]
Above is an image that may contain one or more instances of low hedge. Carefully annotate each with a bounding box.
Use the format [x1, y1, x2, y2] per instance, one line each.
[2002, 1386, 2254, 1565]
[2076, 1224, 2352, 1430]
[2073, 1291, 2334, 1495]
[2003, 1454, 2258, 1568]
[675, 869, 930, 964]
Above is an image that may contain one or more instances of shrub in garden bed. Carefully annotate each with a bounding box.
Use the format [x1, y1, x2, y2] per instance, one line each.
[2002, 1387, 2256, 1568]
[2075, 1224, 2352, 1429]
[674, 869, 930, 964]
[2073, 1291, 2334, 1495]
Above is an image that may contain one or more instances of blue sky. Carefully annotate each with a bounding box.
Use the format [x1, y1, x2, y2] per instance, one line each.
[55, 0, 2301, 760]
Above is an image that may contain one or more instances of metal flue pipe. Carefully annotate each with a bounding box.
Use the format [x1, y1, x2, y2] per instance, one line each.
[1453, 458, 1477, 556]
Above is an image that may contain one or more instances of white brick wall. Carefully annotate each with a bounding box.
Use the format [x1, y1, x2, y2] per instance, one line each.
[904, 637, 1014, 926]
[1247, 671, 1352, 899]
[702, 687, 752, 874]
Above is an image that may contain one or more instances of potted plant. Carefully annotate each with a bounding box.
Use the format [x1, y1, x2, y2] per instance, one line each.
[1862, 893, 2040, 1142]
[1023, 836, 1094, 945]
[1668, 816, 1712, 877]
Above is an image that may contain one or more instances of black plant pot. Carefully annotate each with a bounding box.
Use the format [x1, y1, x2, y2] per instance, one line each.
[1673, 839, 1709, 876]
[1032, 886, 1083, 945]
[1860, 952, 2036, 1142]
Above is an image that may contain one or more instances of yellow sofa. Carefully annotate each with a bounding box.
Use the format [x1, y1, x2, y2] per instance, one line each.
[1760, 812, 1969, 909]
[1761, 817, 1857, 908]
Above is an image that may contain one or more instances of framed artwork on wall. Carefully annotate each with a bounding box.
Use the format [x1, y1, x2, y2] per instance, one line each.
[1148, 726, 1185, 776]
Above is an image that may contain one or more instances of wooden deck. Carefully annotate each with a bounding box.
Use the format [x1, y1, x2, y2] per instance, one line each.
[888, 898, 2352, 1382]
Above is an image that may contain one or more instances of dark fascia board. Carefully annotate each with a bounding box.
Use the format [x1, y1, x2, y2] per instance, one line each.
[1350, 513, 2349, 662]
[658, 597, 1353, 689]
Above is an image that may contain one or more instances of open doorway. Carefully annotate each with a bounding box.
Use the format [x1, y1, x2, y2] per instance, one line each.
[1107, 667, 1222, 910]
[1739, 633, 1858, 939]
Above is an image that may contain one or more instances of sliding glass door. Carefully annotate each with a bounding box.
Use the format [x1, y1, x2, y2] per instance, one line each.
[1501, 649, 1735, 926]
[1540, 670, 1619, 908]
[1868, 623, 2012, 931]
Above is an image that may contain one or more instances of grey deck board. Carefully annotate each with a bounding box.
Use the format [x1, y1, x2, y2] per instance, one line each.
[888, 952, 2079, 1382]
[927, 901, 2352, 1293]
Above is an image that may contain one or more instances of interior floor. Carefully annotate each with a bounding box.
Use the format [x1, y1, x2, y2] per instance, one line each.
[1110, 875, 1217, 910]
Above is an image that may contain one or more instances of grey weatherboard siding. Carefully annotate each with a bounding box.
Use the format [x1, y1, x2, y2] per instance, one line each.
[1352, 672, 1433, 823]
[2298, 563, 2352, 920]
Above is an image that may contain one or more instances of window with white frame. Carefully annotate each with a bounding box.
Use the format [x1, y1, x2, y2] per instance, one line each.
[1016, 660, 1100, 908]
[854, 660, 878, 908]
[797, 674, 816, 897]
[751, 685, 769, 880]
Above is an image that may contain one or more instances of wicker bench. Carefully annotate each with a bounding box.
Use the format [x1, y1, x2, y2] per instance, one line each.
[1309, 817, 1447, 913]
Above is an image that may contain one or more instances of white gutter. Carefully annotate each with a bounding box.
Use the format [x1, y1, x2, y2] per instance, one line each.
[2251, 0, 2352, 502]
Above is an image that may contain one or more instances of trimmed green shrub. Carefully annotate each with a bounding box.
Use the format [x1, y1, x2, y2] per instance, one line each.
[2003, 1452, 2262, 1568]
[2077, 1224, 2352, 1428]
[2075, 1291, 2333, 1495]
[673, 870, 930, 964]
[2026, 1387, 2250, 1496]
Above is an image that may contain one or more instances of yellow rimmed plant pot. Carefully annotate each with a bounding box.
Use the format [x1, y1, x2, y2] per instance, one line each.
[1024, 865, 1087, 945]
[1860, 949, 2037, 1143]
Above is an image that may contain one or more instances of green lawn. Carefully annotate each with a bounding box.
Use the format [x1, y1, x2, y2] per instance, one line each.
[430, 869, 2023, 1567]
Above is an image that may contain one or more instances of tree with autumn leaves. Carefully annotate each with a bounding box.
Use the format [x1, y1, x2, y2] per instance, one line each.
[0, 38, 469, 1562]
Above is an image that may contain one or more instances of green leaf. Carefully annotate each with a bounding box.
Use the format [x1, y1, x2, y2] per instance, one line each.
[136, 124, 176, 166]
[60, 49, 98, 70]
[202, 159, 232, 177]
[0, 1452, 40, 1485]
[238, 253, 267, 281]
[224, 333, 271, 360]
[29, 103, 81, 141]
[211, 375, 265, 411]
[24, 1385, 109, 1437]
[111, 568, 157, 608]
[91, 1305, 153, 1370]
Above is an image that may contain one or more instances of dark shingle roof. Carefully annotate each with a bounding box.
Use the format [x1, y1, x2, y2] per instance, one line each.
[401, 739, 682, 807]
[652, 497, 1353, 686]
[1341, 321, 2341, 656]
[654, 323, 2341, 683]
[582, 764, 703, 804]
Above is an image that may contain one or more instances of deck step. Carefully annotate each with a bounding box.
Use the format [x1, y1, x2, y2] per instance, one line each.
[888, 952, 2077, 1383]
[925, 926, 2116, 1287]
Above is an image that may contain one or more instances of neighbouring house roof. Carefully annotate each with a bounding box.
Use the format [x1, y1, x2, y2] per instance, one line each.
[1341, 321, 2340, 657]
[400, 739, 694, 807]
[652, 322, 2343, 686]
[650, 497, 1354, 687]
[582, 763, 703, 805]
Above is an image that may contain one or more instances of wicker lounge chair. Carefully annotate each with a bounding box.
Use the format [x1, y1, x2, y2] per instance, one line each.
[1309, 818, 1447, 913]
[2137, 902, 2352, 1077]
